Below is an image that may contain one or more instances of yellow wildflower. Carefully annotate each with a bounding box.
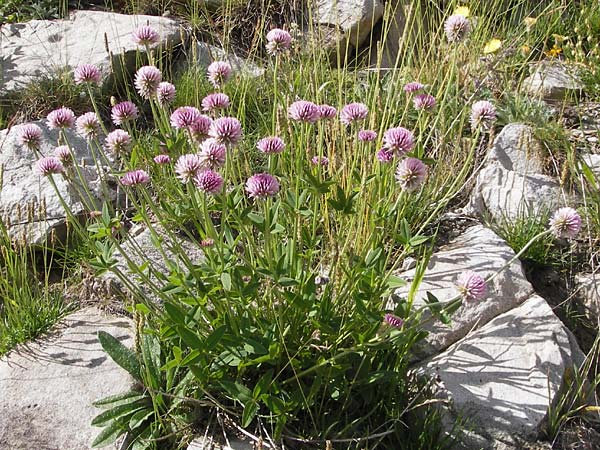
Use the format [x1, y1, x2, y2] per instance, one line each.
[454, 6, 470, 17]
[483, 39, 502, 54]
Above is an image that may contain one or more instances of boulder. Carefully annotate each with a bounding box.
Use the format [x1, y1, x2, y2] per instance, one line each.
[581, 153, 600, 178]
[96, 224, 205, 302]
[469, 124, 565, 222]
[522, 61, 584, 101]
[182, 42, 264, 79]
[392, 225, 533, 358]
[421, 295, 584, 449]
[0, 307, 134, 449]
[0, 120, 114, 244]
[369, 2, 411, 68]
[314, 0, 384, 48]
[0, 11, 186, 96]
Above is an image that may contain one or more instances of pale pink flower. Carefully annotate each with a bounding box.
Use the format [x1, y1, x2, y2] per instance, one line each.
[413, 94, 436, 111]
[383, 127, 415, 156]
[156, 82, 176, 105]
[549, 207, 582, 239]
[384, 313, 404, 328]
[207, 61, 232, 89]
[175, 154, 203, 182]
[311, 155, 329, 166]
[266, 28, 293, 55]
[340, 102, 368, 125]
[170, 106, 202, 129]
[199, 138, 227, 169]
[54, 145, 72, 164]
[189, 115, 213, 141]
[193, 169, 224, 194]
[403, 82, 424, 93]
[444, 14, 471, 42]
[134, 65, 162, 99]
[47, 107, 75, 129]
[470, 100, 497, 131]
[208, 117, 243, 146]
[256, 136, 285, 154]
[395, 157, 428, 191]
[121, 169, 150, 186]
[75, 112, 101, 140]
[111, 101, 139, 125]
[376, 148, 394, 163]
[318, 104, 337, 120]
[35, 156, 64, 176]
[288, 100, 320, 124]
[245, 173, 280, 199]
[456, 270, 487, 301]
[105, 129, 132, 154]
[201, 93, 230, 112]
[153, 154, 171, 164]
[358, 129, 377, 142]
[132, 25, 159, 46]
[17, 124, 43, 150]
[74, 64, 102, 85]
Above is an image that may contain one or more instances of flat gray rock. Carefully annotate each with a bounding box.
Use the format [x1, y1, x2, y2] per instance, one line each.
[314, 0, 384, 47]
[421, 295, 583, 449]
[522, 61, 584, 101]
[581, 153, 600, 177]
[0, 10, 185, 96]
[0, 120, 114, 244]
[469, 124, 567, 222]
[392, 225, 533, 358]
[97, 225, 205, 302]
[485, 123, 545, 175]
[0, 307, 134, 450]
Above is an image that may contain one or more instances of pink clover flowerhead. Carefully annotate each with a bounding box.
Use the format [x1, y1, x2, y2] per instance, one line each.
[105, 129, 132, 154]
[549, 207, 582, 239]
[403, 81, 424, 93]
[17, 123, 43, 150]
[201, 92, 230, 112]
[47, 107, 75, 129]
[311, 155, 329, 166]
[189, 115, 213, 142]
[340, 102, 368, 125]
[256, 136, 285, 154]
[134, 65, 162, 99]
[245, 173, 280, 199]
[175, 154, 203, 183]
[74, 63, 102, 85]
[156, 82, 176, 106]
[170, 106, 202, 130]
[199, 138, 227, 169]
[266, 28, 293, 55]
[207, 61, 232, 89]
[384, 313, 404, 328]
[444, 14, 471, 42]
[132, 25, 159, 46]
[75, 112, 101, 140]
[358, 129, 377, 142]
[383, 127, 415, 156]
[208, 117, 243, 146]
[121, 169, 150, 186]
[35, 156, 64, 176]
[376, 148, 394, 163]
[470, 100, 497, 131]
[456, 270, 487, 301]
[153, 154, 171, 165]
[413, 94, 436, 111]
[395, 157, 428, 191]
[111, 101, 139, 126]
[193, 169, 224, 194]
[54, 145, 72, 164]
[318, 104, 337, 120]
[288, 100, 320, 124]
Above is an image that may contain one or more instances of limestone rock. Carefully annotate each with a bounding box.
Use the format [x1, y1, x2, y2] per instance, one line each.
[0, 11, 186, 96]
[0, 307, 134, 449]
[0, 120, 115, 244]
[392, 225, 533, 358]
[421, 295, 584, 449]
[183, 42, 264, 79]
[576, 273, 600, 323]
[522, 61, 584, 101]
[469, 124, 565, 222]
[314, 0, 384, 47]
[485, 124, 545, 175]
[97, 225, 204, 302]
